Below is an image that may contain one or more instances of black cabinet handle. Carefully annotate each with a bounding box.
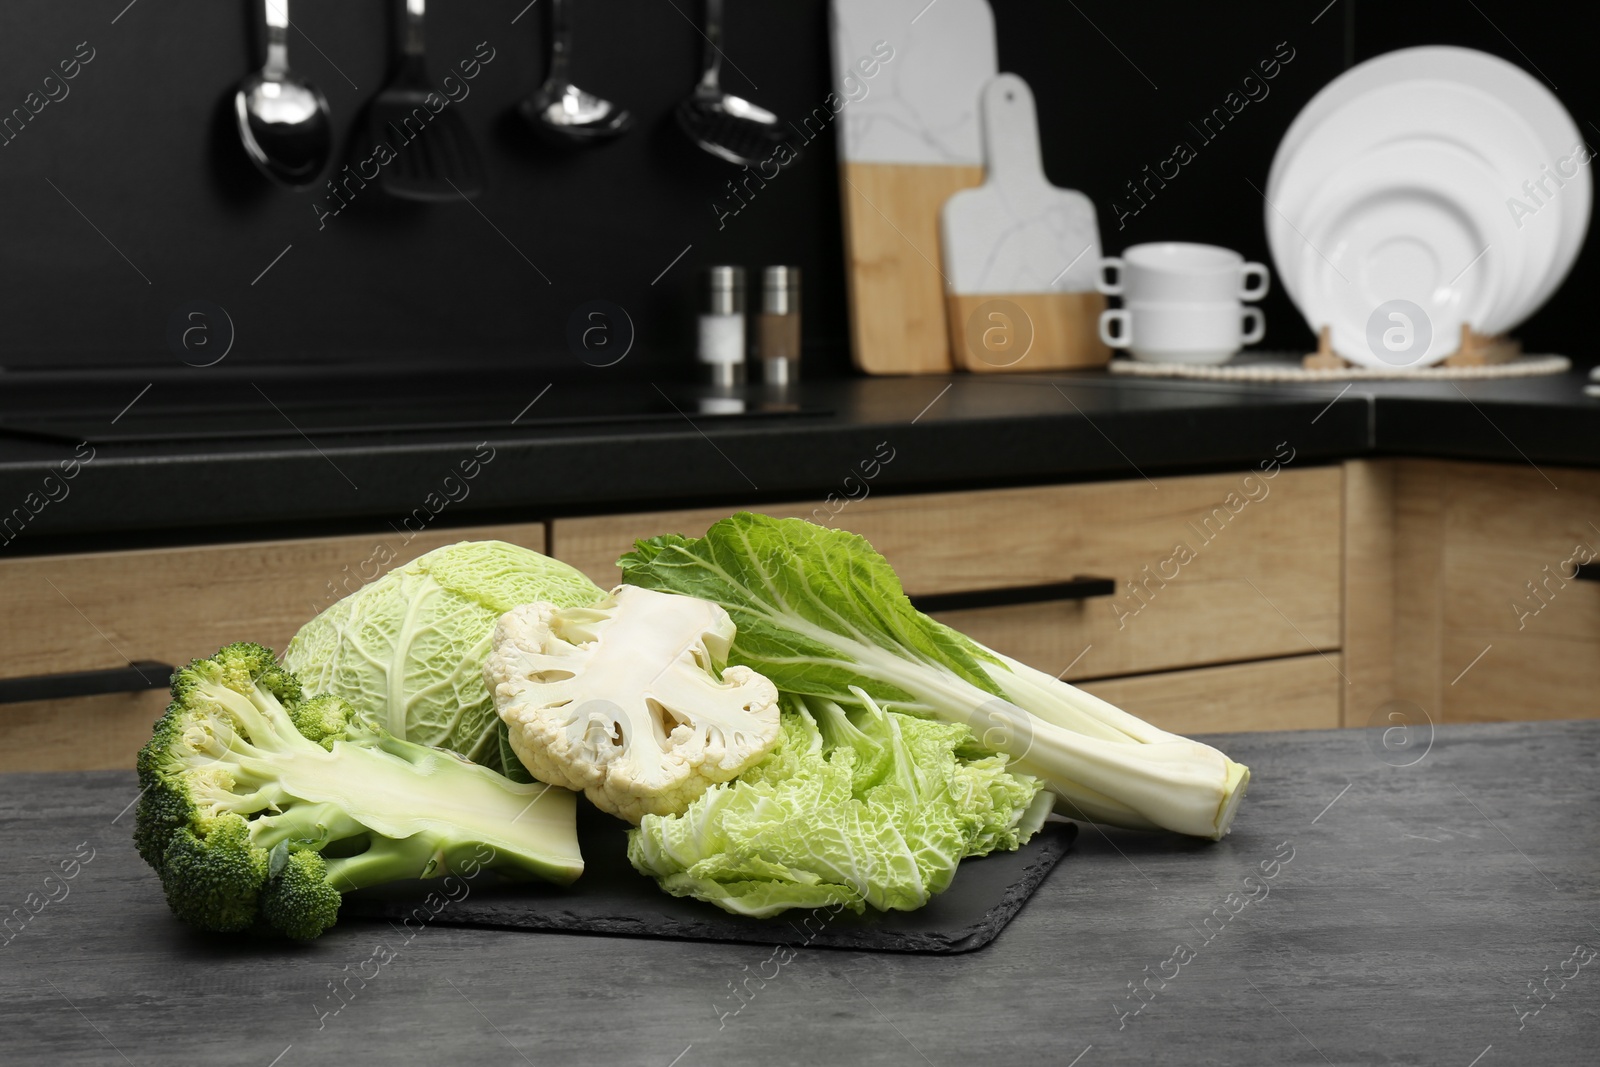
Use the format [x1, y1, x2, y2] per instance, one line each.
[0, 661, 174, 705]
[1576, 564, 1600, 582]
[909, 576, 1116, 614]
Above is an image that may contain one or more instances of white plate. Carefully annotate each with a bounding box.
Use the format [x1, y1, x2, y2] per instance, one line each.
[1270, 79, 1557, 333]
[1266, 46, 1589, 332]
[1295, 142, 1515, 367]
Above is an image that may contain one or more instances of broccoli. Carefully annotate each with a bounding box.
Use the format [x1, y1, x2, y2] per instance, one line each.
[135, 642, 583, 941]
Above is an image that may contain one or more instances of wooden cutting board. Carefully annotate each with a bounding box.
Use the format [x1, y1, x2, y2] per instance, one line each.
[941, 74, 1109, 372]
[831, 0, 996, 375]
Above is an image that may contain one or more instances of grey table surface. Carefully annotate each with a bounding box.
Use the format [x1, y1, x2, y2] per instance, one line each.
[2, 719, 1596, 1067]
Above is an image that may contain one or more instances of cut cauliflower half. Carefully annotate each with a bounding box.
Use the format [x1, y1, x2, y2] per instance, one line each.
[484, 585, 781, 824]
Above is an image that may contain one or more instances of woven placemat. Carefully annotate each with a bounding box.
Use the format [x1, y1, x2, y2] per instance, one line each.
[1107, 354, 1571, 382]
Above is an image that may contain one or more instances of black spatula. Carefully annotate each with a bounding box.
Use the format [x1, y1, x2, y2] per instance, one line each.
[359, 0, 486, 201]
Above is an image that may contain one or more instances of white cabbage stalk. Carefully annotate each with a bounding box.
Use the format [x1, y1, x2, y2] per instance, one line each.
[980, 654, 1247, 838]
[699, 595, 1247, 839]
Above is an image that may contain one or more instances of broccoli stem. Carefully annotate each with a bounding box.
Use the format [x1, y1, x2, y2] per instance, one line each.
[191, 679, 581, 885]
[323, 834, 453, 892]
[251, 801, 370, 851]
[266, 735, 579, 884]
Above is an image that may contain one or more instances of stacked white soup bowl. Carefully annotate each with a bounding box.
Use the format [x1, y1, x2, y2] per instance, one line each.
[1097, 243, 1270, 365]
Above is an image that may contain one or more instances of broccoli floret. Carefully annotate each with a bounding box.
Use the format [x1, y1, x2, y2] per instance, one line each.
[134, 642, 582, 941]
[160, 815, 267, 932]
[259, 846, 342, 941]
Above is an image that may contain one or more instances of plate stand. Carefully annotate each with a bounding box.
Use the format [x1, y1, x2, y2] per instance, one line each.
[1301, 324, 1522, 369]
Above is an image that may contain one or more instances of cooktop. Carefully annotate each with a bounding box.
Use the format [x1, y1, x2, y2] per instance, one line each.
[0, 383, 821, 445]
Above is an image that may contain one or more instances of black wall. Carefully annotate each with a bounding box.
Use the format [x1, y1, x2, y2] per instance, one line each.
[0, 1, 1593, 379]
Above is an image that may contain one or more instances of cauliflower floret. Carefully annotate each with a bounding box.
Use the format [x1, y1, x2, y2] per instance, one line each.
[484, 586, 780, 823]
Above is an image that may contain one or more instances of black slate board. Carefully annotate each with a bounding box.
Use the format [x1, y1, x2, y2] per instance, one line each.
[341, 803, 1076, 954]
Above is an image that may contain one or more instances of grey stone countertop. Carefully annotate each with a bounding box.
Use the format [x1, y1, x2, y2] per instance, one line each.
[2, 718, 1596, 1066]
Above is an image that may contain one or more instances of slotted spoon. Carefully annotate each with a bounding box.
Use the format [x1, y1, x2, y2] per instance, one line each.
[360, 0, 485, 200]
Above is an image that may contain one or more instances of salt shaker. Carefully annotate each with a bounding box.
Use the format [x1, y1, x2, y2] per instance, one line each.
[698, 266, 747, 387]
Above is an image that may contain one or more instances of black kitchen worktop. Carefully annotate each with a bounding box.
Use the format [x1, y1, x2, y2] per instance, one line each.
[3, 719, 1595, 1065]
[2, 360, 1596, 553]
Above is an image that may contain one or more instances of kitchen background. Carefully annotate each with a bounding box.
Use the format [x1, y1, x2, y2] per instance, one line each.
[2, 0, 1595, 379]
[4, 10, 1600, 1056]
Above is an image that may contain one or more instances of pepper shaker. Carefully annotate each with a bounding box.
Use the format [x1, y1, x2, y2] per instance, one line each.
[758, 266, 801, 386]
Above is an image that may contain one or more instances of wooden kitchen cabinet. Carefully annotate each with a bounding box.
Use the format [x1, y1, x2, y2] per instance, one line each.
[0, 523, 548, 772]
[8, 456, 1594, 775]
[1078, 653, 1343, 735]
[1392, 460, 1600, 723]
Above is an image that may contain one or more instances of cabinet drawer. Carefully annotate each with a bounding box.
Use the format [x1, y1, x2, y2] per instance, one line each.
[550, 467, 1342, 680]
[0, 691, 167, 775]
[1411, 462, 1600, 722]
[0, 523, 548, 772]
[1440, 631, 1600, 722]
[1078, 654, 1344, 735]
[1439, 462, 1600, 641]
